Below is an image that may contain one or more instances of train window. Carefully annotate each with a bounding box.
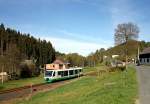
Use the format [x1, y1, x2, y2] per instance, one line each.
[64, 71, 68, 76]
[69, 70, 74, 75]
[79, 69, 82, 72]
[75, 70, 78, 74]
[45, 71, 53, 77]
[58, 71, 63, 77]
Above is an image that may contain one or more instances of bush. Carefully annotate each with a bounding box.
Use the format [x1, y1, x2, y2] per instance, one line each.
[10, 72, 19, 80]
[109, 66, 125, 72]
[20, 64, 32, 78]
[20, 60, 37, 78]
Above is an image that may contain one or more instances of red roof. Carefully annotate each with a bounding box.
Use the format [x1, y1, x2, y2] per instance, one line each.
[53, 59, 65, 64]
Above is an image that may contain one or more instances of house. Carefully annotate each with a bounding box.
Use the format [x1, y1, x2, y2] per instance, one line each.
[139, 47, 150, 64]
[46, 59, 70, 70]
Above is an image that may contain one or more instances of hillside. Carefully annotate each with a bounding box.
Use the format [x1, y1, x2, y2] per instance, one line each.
[105, 40, 150, 61]
[106, 40, 138, 59]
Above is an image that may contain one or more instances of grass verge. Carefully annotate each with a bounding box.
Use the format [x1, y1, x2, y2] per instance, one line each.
[0, 74, 44, 91]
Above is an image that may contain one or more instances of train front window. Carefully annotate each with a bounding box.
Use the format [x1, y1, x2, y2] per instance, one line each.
[53, 71, 55, 77]
[45, 71, 53, 77]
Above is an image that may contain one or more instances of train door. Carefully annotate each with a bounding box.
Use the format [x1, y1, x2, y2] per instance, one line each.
[52, 71, 56, 78]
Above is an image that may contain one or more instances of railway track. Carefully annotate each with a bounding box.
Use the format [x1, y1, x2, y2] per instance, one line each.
[0, 79, 75, 102]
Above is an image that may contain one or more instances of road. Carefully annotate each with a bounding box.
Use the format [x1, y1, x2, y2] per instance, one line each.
[136, 65, 150, 104]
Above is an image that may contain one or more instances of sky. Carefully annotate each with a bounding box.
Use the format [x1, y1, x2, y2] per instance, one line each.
[0, 0, 150, 56]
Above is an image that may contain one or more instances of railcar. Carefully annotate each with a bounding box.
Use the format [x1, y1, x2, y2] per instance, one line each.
[44, 67, 83, 83]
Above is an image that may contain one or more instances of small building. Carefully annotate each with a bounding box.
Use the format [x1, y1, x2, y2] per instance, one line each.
[46, 59, 69, 70]
[0, 72, 8, 82]
[139, 47, 150, 64]
[112, 55, 119, 58]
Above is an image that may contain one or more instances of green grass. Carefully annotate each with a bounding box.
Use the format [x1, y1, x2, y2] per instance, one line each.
[0, 74, 44, 91]
[15, 66, 138, 104]
[83, 64, 108, 73]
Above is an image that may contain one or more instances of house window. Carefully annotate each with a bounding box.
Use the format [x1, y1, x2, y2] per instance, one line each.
[147, 58, 149, 63]
[143, 59, 145, 63]
[140, 59, 142, 63]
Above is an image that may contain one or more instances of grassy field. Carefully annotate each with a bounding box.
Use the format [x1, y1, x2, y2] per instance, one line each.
[0, 74, 44, 91]
[15, 66, 138, 104]
[83, 64, 108, 73]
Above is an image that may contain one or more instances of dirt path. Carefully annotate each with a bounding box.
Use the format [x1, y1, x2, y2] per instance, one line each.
[136, 65, 150, 104]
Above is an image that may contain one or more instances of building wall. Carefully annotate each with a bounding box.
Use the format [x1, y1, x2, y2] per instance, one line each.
[140, 58, 150, 64]
[139, 53, 150, 64]
[46, 64, 68, 70]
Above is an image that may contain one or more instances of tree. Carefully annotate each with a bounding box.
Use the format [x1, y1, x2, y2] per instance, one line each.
[114, 22, 140, 69]
[114, 22, 139, 46]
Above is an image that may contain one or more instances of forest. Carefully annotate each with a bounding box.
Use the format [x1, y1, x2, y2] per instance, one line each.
[0, 24, 55, 78]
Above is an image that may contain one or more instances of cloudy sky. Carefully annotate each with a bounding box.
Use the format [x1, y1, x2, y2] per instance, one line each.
[0, 0, 150, 56]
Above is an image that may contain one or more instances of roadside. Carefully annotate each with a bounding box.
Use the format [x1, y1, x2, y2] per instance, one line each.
[136, 65, 150, 104]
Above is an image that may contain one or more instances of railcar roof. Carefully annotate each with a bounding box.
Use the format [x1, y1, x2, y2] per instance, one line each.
[46, 67, 82, 71]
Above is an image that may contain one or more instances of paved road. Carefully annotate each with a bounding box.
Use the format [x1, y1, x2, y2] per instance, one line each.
[136, 65, 150, 104]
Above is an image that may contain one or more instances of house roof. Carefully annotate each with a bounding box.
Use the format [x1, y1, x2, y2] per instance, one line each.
[53, 59, 69, 64]
[140, 47, 150, 55]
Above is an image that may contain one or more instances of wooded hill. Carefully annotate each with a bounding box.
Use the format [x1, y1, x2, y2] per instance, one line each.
[0, 24, 55, 77]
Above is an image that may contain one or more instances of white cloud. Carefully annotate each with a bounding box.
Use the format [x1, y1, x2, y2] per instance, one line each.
[58, 29, 112, 45]
[41, 36, 111, 56]
[109, 0, 137, 27]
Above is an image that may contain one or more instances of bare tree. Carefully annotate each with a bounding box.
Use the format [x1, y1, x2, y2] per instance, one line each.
[114, 22, 139, 69]
[114, 22, 139, 46]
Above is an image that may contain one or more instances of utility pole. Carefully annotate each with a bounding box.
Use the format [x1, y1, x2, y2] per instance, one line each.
[137, 45, 140, 61]
[1, 65, 4, 84]
[125, 30, 128, 70]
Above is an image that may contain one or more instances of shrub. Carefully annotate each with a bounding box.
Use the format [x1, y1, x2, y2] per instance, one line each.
[109, 66, 126, 72]
[20, 60, 37, 78]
